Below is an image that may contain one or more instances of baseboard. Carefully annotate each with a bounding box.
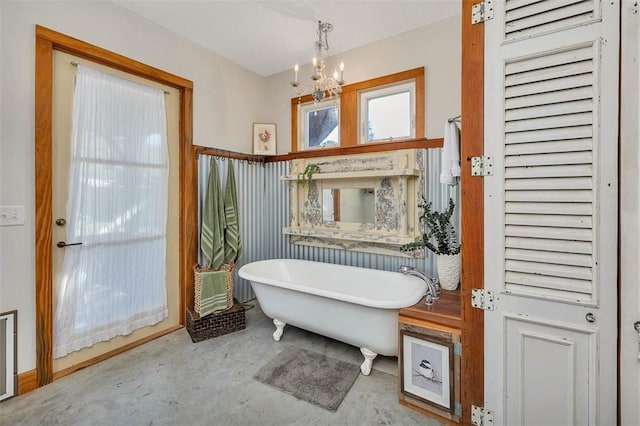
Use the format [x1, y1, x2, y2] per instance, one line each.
[53, 325, 184, 380]
[17, 369, 38, 395]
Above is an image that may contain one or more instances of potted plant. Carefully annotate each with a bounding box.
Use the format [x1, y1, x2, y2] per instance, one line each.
[402, 197, 461, 290]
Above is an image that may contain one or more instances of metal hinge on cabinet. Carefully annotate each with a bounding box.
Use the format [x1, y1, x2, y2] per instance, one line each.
[471, 155, 493, 176]
[471, 288, 495, 311]
[471, 405, 494, 425]
[471, 0, 494, 24]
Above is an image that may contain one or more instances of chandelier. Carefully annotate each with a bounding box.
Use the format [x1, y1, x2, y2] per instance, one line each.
[291, 21, 345, 103]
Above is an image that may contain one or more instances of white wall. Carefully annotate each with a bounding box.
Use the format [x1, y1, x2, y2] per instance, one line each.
[0, 1, 266, 374]
[0, 2, 461, 375]
[265, 15, 462, 155]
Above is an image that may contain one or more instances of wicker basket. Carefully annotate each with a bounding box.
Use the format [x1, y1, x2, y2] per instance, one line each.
[186, 301, 246, 343]
[193, 262, 234, 315]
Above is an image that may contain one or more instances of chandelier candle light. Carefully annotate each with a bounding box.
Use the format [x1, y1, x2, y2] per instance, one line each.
[291, 21, 346, 103]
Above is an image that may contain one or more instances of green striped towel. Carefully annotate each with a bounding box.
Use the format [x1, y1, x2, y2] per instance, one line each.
[201, 158, 225, 270]
[224, 160, 242, 264]
[198, 270, 229, 316]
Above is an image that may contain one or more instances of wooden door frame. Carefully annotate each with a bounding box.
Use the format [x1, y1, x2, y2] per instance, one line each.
[460, 0, 484, 422]
[34, 25, 197, 387]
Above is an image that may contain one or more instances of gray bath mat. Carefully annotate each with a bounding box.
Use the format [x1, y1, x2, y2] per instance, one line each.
[253, 347, 360, 412]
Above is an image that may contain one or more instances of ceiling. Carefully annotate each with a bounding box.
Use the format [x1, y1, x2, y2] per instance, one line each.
[115, 1, 461, 77]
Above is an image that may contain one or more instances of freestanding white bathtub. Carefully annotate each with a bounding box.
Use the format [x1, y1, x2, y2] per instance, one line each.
[238, 259, 427, 375]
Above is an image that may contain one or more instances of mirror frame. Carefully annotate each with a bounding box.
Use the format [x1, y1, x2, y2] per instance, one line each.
[281, 149, 424, 257]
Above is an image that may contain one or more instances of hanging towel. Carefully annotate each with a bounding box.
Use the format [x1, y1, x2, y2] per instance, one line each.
[440, 120, 461, 186]
[198, 270, 229, 316]
[201, 158, 225, 270]
[224, 160, 242, 264]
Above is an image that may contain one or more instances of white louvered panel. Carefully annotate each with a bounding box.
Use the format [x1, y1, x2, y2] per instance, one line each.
[506, 87, 593, 110]
[506, 236, 593, 254]
[506, 0, 588, 21]
[505, 139, 592, 155]
[505, 189, 592, 202]
[505, 271, 592, 294]
[506, 164, 592, 178]
[505, 60, 592, 87]
[505, 151, 592, 167]
[505, 44, 593, 75]
[506, 259, 592, 281]
[505, 177, 592, 190]
[505, 202, 592, 215]
[505, 0, 545, 11]
[506, 213, 592, 228]
[505, 125, 592, 144]
[506, 248, 592, 267]
[504, 283, 593, 304]
[506, 74, 593, 98]
[505, 112, 592, 132]
[506, 100, 592, 121]
[506, 225, 592, 241]
[502, 40, 597, 303]
[504, 0, 598, 41]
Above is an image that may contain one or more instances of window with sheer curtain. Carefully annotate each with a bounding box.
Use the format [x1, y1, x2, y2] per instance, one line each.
[53, 65, 169, 358]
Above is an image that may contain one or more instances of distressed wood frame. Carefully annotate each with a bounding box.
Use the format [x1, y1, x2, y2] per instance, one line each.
[34, 25, 196, 387]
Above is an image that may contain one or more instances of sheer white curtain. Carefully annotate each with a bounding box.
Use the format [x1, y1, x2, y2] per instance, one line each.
[53, 65, 169, 358]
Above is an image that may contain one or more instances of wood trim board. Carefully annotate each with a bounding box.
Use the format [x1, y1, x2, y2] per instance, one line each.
[17, 369, 38, 395]
[460, 0, 485, 423]
[34, 25, 195, 388]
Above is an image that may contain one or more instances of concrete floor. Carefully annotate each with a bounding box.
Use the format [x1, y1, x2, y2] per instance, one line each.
[0, 301, 443, 425]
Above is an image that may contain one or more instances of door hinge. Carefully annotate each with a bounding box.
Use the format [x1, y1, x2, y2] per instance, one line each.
[471, 155, 493, 176]
[471, 405, 494, 425]
[471, 0, 494, 24]
[454, 341, 462, 356]
[471, 288, 495, 311]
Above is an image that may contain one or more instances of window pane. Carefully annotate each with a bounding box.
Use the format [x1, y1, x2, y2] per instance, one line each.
[367, 91, 411, 141]
[305, 105, 339, 148]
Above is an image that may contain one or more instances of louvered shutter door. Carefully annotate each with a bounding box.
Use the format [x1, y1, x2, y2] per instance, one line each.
[484, 1, 619, 424]
[505, 0, 600, 41]
[504, 42, 598, 303]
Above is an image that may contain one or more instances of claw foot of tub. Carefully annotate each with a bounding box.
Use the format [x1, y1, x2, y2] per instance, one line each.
[272, 319, 286, 341]
[360, 348, 378, 376]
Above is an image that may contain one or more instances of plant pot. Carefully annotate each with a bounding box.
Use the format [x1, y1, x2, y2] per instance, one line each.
[437, 253, 461, 291]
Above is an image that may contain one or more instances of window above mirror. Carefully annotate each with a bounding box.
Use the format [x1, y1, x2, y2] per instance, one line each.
[291, 67, 424, 153]
[298, 100, 339, 150]
[359, 81, 416, 143]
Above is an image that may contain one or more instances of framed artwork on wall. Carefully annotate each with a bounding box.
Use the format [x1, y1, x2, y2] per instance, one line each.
[253, 123, 277, 155]
[399, 328, 458, 417]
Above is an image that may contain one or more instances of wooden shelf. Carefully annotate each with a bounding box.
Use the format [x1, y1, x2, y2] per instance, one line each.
[399, 289, 462, 329]
[283, 227, 417, 245]
[279, 168, 420, 181]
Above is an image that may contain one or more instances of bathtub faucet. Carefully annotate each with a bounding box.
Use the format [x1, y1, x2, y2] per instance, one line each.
[399, 266, 440, 305]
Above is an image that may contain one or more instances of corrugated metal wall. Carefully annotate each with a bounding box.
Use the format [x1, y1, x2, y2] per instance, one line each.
[199, 148, 459, 303]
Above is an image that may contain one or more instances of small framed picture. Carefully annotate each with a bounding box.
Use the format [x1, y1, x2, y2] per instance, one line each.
[253, 123, 277, 155]
[400, 330, 455, 413]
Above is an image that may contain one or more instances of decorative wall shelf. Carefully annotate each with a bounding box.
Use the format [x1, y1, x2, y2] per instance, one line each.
[282, 149, 425, 257]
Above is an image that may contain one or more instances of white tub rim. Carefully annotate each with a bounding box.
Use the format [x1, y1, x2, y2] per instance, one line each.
[238, 258, 426, 309]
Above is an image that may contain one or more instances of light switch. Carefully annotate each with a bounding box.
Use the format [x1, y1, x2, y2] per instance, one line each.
[0, 206, 25, 226]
